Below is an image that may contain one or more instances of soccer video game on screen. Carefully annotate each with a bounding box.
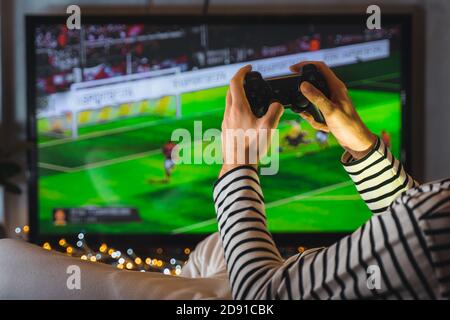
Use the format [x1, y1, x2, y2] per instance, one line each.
[34, 21, 402, 236]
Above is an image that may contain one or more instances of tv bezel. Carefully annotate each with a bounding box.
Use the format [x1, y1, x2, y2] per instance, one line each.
[26, 13, 418, 248]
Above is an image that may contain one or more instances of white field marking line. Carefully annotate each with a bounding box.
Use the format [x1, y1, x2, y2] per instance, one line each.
[39, 108, 224, 149]
[38, 149, 161, 173]
[38, 162, 74, 173]
[171, 180, 354, 234]
[345, 72, 399, 87]
[38, 137, 208, 173]
[297, 194, 361, 201]
[265, 180, 353, 209]
[71, 149, 162, 172]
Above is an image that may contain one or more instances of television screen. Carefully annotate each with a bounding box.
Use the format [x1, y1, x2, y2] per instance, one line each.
[28, 15, 410, 240]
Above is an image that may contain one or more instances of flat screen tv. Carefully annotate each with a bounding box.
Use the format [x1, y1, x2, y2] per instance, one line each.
[26, 14, 416, 247]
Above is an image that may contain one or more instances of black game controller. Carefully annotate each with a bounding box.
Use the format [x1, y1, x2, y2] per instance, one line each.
[243, 64, 330, 124]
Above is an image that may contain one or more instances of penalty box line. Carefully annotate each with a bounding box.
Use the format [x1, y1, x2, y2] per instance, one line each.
[171, 180, 354, 234]
[38, 73, 399, 149]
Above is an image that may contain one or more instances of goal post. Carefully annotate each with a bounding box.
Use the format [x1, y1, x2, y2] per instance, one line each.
[38, 67, 183, 140]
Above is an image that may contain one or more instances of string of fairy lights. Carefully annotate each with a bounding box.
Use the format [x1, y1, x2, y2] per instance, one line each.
[13, 225, 306, 273]
[14, 225, 192, 275]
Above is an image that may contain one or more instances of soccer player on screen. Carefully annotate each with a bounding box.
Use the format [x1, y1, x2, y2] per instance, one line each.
[283, 120, 310, 148]
[315, 130, 329, 149]
[162, 140, 177, 182]
[381, 129, 391, 148]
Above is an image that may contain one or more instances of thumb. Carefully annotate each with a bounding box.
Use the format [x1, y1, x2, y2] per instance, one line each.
[300, 81, 333, 116]
[264, 102, 284, 128]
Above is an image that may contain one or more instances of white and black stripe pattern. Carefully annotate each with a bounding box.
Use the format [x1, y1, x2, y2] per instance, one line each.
[214, 158, 449, 299]
[341, 137, 418, 215]
[401, 178, 450, 298]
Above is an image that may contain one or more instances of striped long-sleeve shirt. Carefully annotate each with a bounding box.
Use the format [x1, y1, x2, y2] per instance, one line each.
[214, 137, 450, 299]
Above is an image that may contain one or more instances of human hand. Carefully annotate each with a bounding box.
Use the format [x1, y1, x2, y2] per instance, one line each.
[220, 65, 284, 177]
[291, 61, 377, 160]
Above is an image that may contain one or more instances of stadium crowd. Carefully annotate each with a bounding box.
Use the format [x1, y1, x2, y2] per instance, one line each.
[35, 23, 400, 96]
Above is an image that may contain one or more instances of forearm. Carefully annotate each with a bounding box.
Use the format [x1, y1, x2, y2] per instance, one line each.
[214, 165, 285, 299]
[342, 137, 419, 214]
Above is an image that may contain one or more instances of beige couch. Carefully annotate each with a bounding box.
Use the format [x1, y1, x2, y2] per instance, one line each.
[0, 233, 231, 299]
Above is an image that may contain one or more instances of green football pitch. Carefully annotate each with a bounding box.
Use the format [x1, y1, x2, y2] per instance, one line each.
[37, 65, 401, 236]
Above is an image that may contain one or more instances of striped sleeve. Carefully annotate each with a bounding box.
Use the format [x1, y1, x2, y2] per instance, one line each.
[213, 165, 447, 299]
[341, 137, 419, 215]
[213, 165, 285, 299]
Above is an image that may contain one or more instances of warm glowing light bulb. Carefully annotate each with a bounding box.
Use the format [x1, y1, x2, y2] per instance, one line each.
[42, 242, 51, 250]
[145, 258, 151, 265]
[66, 247, 73, 254]
[108, 248, 115, 256]
[126, 262, 133, 270]
[184, 248, 191, 255]
[81, 255, 87, 260]
[117, 264, 124, 270]
[59, 239, 66, 246]
[22, 225, 30, 233]
[134, 257, 142, 265]
[90, 256, 97, 262]
[99, 244, 107, 253]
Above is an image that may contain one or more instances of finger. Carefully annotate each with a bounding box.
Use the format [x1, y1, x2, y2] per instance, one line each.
[224, 89, 232, 115]
[299, 112, 330, 132]
[289, 61, 345, 91]
[300, 81, 333, 116]
[226, 88, 232, 105]
[263, 102, 284, 128]
[229, 64, 252, 107]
